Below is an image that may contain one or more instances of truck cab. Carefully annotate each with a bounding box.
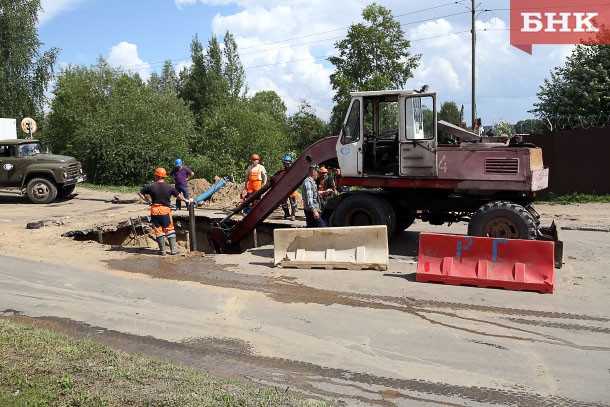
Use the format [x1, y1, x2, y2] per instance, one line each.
[0, 139, 86, 203]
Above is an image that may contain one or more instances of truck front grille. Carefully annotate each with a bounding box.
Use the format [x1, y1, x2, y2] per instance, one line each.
[67, 163, 80, 179]
[485, 158, 519, 174]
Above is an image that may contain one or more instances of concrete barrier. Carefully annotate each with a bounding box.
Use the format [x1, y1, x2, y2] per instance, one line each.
[274, 225, 388, 270]
[416, 232, 555, 293]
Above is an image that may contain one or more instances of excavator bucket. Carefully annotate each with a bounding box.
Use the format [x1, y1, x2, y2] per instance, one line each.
[274, 225, 388, 270]
[416, 233, 555, 293]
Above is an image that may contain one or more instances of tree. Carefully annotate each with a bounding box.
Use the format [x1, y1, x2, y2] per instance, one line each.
[196, 98, 290, 180]
[178, 31, 246, 128]
[438, 101, 461, 125]
[223, 31, 246, 99]
[149, 60, 179, 94]
[46, 60, 195, 185]
[327, 3, 420, 132]
[514, 118, 547, 135]
[492, 119, 516, 138]
[289, 100, 329, 152]
[45, 58, 120, 154]
[0, 0, 59, 119]
[532, 44, 610, 130]
[249, 90, 288, 129]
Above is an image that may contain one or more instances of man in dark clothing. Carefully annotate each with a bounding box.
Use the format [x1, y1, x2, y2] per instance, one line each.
[169, 158, 194, 210]
[138, 167, 190, 256]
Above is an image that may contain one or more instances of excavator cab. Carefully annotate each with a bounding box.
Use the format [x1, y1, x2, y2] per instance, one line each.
[337, 90, 438, 178]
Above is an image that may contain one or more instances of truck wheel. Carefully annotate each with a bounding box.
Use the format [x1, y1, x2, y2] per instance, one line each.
[332, 194, 396, 236]
[26, 178, 58, 204]
[59, 184, 76, 198]
[468, 201, 536, 240]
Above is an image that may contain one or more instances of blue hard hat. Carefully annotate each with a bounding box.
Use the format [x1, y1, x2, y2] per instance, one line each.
[282, 155, 293, 163]
[175, 158, 183, 166]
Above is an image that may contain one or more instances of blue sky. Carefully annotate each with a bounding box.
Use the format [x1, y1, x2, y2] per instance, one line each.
[37, 0, 574, 128]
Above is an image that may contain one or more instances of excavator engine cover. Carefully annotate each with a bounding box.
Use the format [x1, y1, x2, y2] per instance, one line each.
[416, 232, 555, 293]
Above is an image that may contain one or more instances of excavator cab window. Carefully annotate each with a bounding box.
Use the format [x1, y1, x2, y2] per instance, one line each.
[405, 96, 434, 140]
[341, 99, 361, 144]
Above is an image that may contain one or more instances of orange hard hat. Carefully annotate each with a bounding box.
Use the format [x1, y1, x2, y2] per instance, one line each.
[319, 166, 328, 174]
[154, 167, 167, 177]
[251, 154, 260, 160]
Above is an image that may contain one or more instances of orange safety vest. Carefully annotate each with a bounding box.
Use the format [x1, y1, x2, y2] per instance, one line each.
[247, 164, 264, 193]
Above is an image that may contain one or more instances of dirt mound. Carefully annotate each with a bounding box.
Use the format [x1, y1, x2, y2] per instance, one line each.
[188, 178, 303, 211]
[189, 178, 243, 210]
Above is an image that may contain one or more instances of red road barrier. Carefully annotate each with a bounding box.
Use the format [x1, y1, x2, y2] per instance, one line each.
[416, 233, 555, 294]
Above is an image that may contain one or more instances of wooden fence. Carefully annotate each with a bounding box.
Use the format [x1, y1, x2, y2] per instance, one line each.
[525, 128, 610, 196]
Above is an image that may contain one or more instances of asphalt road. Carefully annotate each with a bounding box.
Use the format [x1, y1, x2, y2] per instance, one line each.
[1, 192, 609, 406]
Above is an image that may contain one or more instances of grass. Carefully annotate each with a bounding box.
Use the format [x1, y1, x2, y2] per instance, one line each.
[541, 192, 610, 205]
[0, 319, 331, 407]
[79, 182, 141, 194]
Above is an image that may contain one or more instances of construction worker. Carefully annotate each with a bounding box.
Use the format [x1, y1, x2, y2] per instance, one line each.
[302, 164, 325, 228]
[169, 158, 194, 210]
[242, 153, 267, 215]
[280, 155, 298, 221]
[138, 167, 190, 256]
[316, 166, 336, 210]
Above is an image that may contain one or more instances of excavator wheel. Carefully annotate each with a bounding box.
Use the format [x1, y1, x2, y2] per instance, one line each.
[468, 201, 537, 240]
[331, 194, 396, 236]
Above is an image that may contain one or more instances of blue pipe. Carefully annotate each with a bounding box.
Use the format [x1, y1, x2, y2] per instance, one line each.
[194, 177, 227, 203]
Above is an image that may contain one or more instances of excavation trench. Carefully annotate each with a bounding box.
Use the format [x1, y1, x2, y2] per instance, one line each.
[62, 213, 291, 253]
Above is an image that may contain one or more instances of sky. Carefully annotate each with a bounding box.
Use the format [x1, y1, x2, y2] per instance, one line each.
[36, 0, 575, 128]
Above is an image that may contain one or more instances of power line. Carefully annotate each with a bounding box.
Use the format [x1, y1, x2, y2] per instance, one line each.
[116, 2, 475, 72]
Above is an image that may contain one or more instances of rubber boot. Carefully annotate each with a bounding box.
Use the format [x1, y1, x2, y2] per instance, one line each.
[290, 207, 296, 221]
[282, 205, 291, 219]
[156, 236, 167, 256]
[168, 235, 179, 255]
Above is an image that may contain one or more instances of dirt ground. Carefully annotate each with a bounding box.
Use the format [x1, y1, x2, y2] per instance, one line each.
[1, 184, 609, 406]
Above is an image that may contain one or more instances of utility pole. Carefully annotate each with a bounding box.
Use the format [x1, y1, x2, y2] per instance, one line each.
[471, 0, 476, 129]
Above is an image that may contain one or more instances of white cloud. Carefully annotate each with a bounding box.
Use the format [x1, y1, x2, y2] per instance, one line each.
[107, 42, 151, 80]
[39, 0, 86, 25]
[174, 0, 197, 10]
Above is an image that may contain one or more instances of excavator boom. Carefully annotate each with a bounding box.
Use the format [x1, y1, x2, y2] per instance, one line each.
[208, 136, 339, 253]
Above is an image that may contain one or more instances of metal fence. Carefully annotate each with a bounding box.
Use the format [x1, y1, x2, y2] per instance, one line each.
[525, 128, 610, 196]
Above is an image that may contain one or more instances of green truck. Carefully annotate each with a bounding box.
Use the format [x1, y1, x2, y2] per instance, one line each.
[0, 138, 85, 204]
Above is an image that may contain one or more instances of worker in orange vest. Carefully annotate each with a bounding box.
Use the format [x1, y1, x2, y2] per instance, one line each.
[138, 167, 190, 256]
[242, 153, 268, 215]
[316, 166, 336, 210]
[280, 155, 298, 221]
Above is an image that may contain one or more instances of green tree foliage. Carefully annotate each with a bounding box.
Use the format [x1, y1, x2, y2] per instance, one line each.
[178, 31, 246, 128]
[327, 3, 420, 132]
[0, 0, 59, 119]
[196, 97, 290, 181]
[438, 101, 461, 124]
[532, 44, 610, 130]
[45, 59, 118, 154]
[46, 60, 195, 185]
[492, 119, 516, 137]
[514, 118, 547, 135]
[149, 60, 179, 94]
[289, 100, 329, 152]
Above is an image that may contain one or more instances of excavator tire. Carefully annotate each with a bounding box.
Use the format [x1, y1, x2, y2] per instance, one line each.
[468, 200, 537, 240]
[331, 193, 396, 236]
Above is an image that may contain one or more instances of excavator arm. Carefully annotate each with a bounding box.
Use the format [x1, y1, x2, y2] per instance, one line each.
[208, 136, 339, 253]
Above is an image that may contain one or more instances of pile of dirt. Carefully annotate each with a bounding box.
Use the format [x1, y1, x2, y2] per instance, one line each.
[188, 178, 303, 210]
[189, 178, 243, 210]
